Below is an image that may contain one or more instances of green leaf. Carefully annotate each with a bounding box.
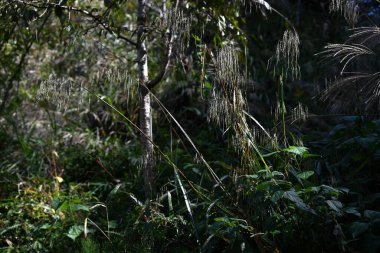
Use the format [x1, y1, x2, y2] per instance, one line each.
[192, 34, 202, 42]
[51, 197, 60, 210]
[297, 171, 314, 180]
[283, 146, 308, 156]
[283, 190, 303, 205]
[326, 200, 343, 213]
[271, 171, 285, 178]
[191, 167, 202, 176]
[58, 201, 69, 211]
[244, 174, 259, 179]
[67, 225, 83, 241]
[305, 186, 321, 193]
[40, 224, 51, 229]
[262, 151, 281, 158]
[364, 210, 380, 221]
[256, 181, 272, 190]
[350, 222, 369, 238]
[108, 220, 118, 229]
[72, 204, 90, 212]
[320, 185, 341, 196]
[283, 189, 316, 214]
[344, 207, 361, 217]
[271, 190, 284, 203]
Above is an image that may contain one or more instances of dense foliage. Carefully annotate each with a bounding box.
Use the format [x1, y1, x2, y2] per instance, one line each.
[0, 0, 379, 252]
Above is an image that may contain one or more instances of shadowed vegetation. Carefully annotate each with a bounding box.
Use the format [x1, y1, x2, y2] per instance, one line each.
[0, 0, 379, 252]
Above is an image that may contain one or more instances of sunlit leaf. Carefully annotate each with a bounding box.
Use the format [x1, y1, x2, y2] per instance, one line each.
[297, 171, 314, 180]
[67, 225, 83, 241]
[55, 176, 64, 183]
[283, 146, 308, 156]
[73, 204, 90, 212]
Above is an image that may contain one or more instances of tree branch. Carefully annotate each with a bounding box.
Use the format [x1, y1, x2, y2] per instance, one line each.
[0, 9, 51, 113]
[146, 0, 178, 89]
[14, 0, 138, 46]
[146, 32, 173, 89]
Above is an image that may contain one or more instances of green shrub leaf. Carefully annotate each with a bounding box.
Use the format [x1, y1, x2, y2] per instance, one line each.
[67, 225, 83, 241]
[297, 171, 314, 180]
[350, 222, 369, 238]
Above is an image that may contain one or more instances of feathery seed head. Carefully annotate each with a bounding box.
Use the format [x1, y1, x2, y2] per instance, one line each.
[329, 0, 359, 26]
[167, 8, 192, 55]
[36, 74, 74, 111]
[291, 103, 309, 124]
[270, 30, 300, 80]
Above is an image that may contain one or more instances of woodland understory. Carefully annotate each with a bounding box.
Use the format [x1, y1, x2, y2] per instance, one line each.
[0, 0, 379, 252]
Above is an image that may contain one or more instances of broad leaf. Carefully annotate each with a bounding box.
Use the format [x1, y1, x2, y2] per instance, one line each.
[297, 171, 314, 180]
[364, 210, 380, 221]
[283, 146, 308, 156]
[326, 200, 343, 213]
[67, 225, 83, 241]
[283, 189, 316, 214]
[350, 222, 369, 238]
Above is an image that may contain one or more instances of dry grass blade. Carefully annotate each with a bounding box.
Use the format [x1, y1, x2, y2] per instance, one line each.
[318, 24, 380, 115]
[174, 167, 200, 249]
[362, 72, 380, 112]
[85, 87, 229, 218]
[149, 91, 225, 189]
[84, 218, 111, 242]
[349, 26, 380, 46]
[92, 87, 211, 248]
[320, 75, 368, 101]
[320, 74, 380, 114]
[243, 110, 271, 139]
[89, 203, 110, 237]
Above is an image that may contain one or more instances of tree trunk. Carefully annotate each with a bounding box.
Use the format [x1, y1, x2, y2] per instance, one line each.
[137, 0, 155, 199]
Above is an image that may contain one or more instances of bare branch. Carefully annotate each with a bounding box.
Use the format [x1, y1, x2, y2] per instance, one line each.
[146, 32, 173, 89]
[0, 8, 51, 113]
[13, 0, 138, 46]
[146, 0, 180, 89]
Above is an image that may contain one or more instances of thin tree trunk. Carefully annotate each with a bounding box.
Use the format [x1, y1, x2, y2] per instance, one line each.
[137, 0, 155, 198]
